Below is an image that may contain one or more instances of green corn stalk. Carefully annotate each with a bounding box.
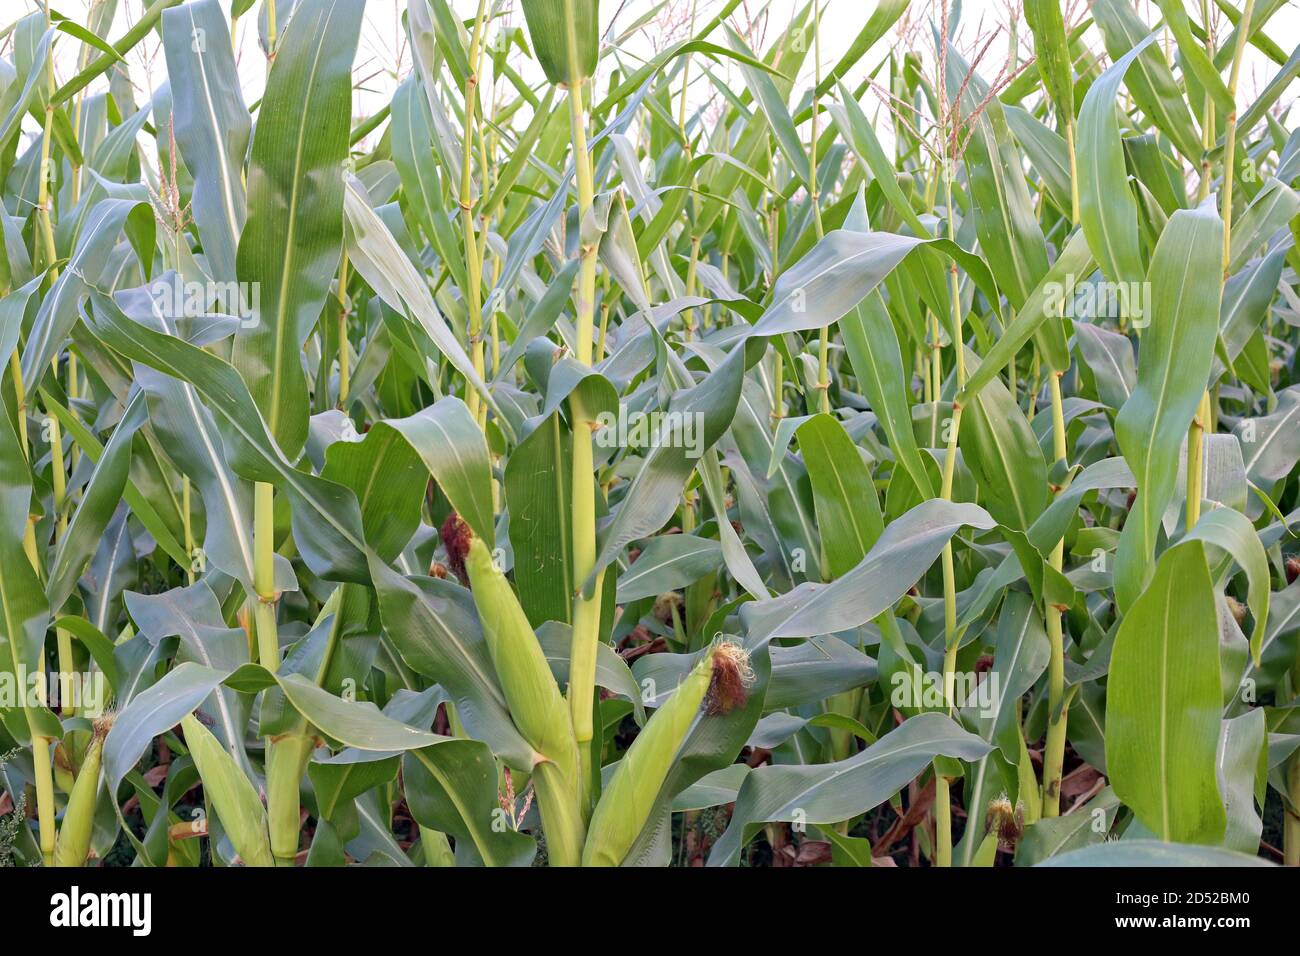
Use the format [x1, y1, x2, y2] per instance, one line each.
[265, 731, 313, 865]
[460, 0, 490, 427]
[256, 478, 297, 863]
[4, 424, 55, 863]
[267, 585, 348, 865]
[1040, 371, 1071, 819]
[932, 8, 968, 862]
[520, 0, 607, 814]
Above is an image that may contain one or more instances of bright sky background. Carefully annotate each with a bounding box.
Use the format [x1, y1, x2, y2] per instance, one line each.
[9, 0, 1300, 152]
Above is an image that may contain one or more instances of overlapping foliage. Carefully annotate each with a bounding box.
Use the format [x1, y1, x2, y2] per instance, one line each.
[0, 0, 1297, 868]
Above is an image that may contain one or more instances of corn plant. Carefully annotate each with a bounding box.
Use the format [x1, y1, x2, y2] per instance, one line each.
[0, 0, 1297, 870]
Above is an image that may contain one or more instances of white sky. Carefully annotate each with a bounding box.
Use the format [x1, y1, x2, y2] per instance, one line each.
[9, 0, 1300, 150]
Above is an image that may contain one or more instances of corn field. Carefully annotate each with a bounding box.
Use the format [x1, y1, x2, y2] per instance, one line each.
[0, 0, 1297, 874]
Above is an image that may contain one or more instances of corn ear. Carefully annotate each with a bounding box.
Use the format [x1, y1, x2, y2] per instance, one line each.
[582, 642, 750, 866]
[520, 0, 599, 86]
[182, 713, 275, 867]
[53, 718, 111, 867]
[53, 755, 76, 794]
[975, 795, 1023, 866]
[463, 533, 578, 776]
[459, 525, 585, 865]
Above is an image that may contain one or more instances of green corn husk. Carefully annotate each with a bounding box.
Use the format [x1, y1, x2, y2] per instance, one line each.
[971, 829, 1000, 867]
[53, 718, 110, 867]
[462, 533, 585, 866]
[520, 0, 599, 87]
[266, 731, 315, 865]
[531, 760, 588, 867]
[582, 645, 720, 867]
[182, 713, 275, 867]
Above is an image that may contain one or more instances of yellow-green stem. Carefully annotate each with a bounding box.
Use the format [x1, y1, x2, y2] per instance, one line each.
[267, 587, 346, 864]
[183, 476, 194, 585]
[460, 0, 490, 426]
[67, 352, 79, 471]
[489, 255, 502, 376]
[772, 351, 784, 420]
[676, 0, 699, 136]
[1187, 390, 1211, 529]
[683, 236, 701, 339]
[253, 481, 279, 671]
[337, 251, 350, 407]
[37, 106, 58, 274]
[816, 333, 831, 415]
[46, 389, 77, 722]
[930, 311, 943, 404]
[31, 660, 57, 865]
[811, 4, 829, 413]
[16, 498, 55, 861]
[47, 409, 66, 537]
[36, 5, 74, 740]
[808, 0, 824, 239]
[9, 353, 27, 449]
[1198, 68, 1215, 203]
[265, 0, 277, 60]
[1041, 373, 1071, 816]
[1064, 117, 1079, 224]
[932, 137, 966, 866]
[564, 24, 603, 812]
